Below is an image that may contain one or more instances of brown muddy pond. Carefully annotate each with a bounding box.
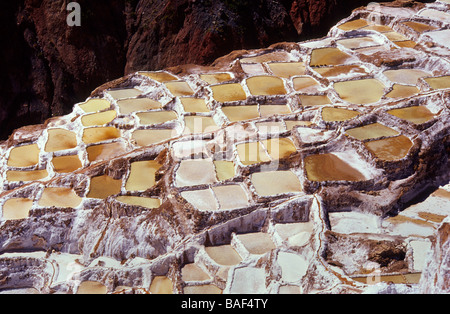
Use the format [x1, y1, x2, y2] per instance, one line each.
[304, 153, 366, 182]
[387, 106, 435, 124]
[345, 123, 399, 141]
[322, 107, 360, 122]
[364, 135, 413, 161]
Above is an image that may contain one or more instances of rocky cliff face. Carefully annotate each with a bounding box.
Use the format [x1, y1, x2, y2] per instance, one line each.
[1, 0, 393, 140]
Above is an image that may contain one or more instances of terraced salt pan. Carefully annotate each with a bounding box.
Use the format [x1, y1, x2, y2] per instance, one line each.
[211, 83, 247, 103]
[149, 276, 173, 294]
[38, 187, 82, 208]
[267, 62, 306, 78]
[424, 76, 450, 90]
[386, 85, 420, 98]
[292, 76, 321, 92]
[180, 98, 209, 113]
[126, 160, 161, 191]
[304, 153, 368, 182]
[136, 111, 177, 125]
[107, 88, 142, 100]
[345, 123, 399, 141]
[175, 159, 218, 187]
[334, 79, 386, 104]
[82, 127, 121, 144]
[132, 129, 178, 146]
[321, 107, 360, 122]
[2, 198, 33, 220]
[200, 73, 232, 85]
[365, 135, 413, 161]
[205, 245, 242, 266]
[251, 170, 302, 197]
[86, 142, 127, 163]
[236, 232, 276, 255]
[310, 47, 353, 66]
[81, 110, 117, 127]
[6, 170, 49, 182]
[87, 175, 122, 199]
[387, 106, 435, 124]
[7, 144, 40, 167]
[164, 81, 194, 97]
[117, 98, 162, 114]
[183, 116, 219, 134]
[246, 76, 287, 96]
[76, 281, 107, 294]
[79, 99, 111, 113]
[221, 105, 259, 122]
[181, 263, 211, 282]
[299, 95, 332, 106]
[51, 155, 82, 173]
[116, 196, 161, 209]
[383, 69, 431, 85]
[45, 129, 78, 152]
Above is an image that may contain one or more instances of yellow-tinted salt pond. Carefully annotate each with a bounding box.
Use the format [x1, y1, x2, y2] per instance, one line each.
[267, 62, 306, 78]
[313, 65, 367, 78]
[45, 129, 78, 152]
[180, 98, 209, 113]
[221, 105, 259, 122]
[164, 81, 194, 96]
[362, 24, 393, 33]
[240, 51, 290, 63]
[293, 76, 320, 92]
[181, 263, 211, 282]
[236, 232, 276, 255]
[79, 99, 111, 113]
[337, 19, 369, 31]
[387, 106, 435, 124]
[2, 198, 33, 220]
[304, 153, 366, 182]
[322, 107, 360, 122]
[132, 129, 177, 146]
[384, 31, 409, 42]
[211, 83, 247, 103]
[260, 105, 291, 117]
[334, 79, 385, 104]
[394, 40, 417, 48]
[6, 170, 48, 182]
[364, 135, 413, 161]
[237, 142, 271, 165]
[299, 95, 332, 106]
[246, 76, 287, 96]
[310, 48, 353, 67]
[52, 155, 82, 173]
[200, 73, 232, 85]
[116, 196, 161, 209]
[386, 84, 420, 98]
[183, 116, 219, 134]
[107, 88, 142, 100]
[82, 127, 121, 144]
[87, 175, 122, 199]
[261, 138, 297, 160]
[345, 123, 399, 141]
[383, 69, 430, 85]
[424, 76, 450, 90]
[213, 160, 235, 181]
[125, 160, 161, 191]
[205, 245, 242, 266]
[86, 142, 127, 163]
[38, 187, 82, 208]
[76, 281, 107, 294]
[402, 21, 437, 33]
[149, 276, 173, 294]
[285, 120, 313, 131]
[117, 98, 162, 114]
[183, 285, 222, 294]
[251, 170, 302, 196]
[8, 144, 40, 167]
[137, 111, 178, 125]
[81, 110, 117, 127]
